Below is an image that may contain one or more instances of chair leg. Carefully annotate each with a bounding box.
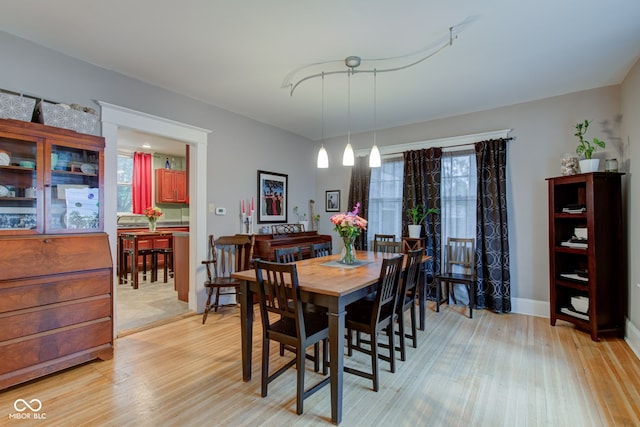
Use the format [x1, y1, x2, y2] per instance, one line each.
[397, 310, 406, 362]
[313, 342, 320, 372]
[469, 282, 474, 319]
[387, 323, 395, 374]
[370, 332, 379, 392]
[296, 347, 305, 415]
[202, 287, 214, 324]
[322, 339, 328, 375]
[410, 304, 417, 348]
[261, 338, 270, 398]
[213, 287, 221, 312]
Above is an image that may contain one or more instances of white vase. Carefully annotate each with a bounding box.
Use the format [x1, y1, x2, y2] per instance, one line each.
[408, 224, 422, 238]
[579, 159, 600, 173]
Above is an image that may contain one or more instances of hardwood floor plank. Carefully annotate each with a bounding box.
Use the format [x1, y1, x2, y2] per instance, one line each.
[1, 303, 639, 426]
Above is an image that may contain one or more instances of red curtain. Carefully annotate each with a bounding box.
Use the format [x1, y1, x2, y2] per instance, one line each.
[132, 152, 152, 214]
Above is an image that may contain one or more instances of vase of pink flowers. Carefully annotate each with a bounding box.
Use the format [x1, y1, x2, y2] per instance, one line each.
[144, 206, 163, 231]
[329, 202, 368, 265]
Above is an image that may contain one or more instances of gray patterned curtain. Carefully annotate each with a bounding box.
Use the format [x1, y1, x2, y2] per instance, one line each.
[475, 138, 511, 312]
[348, 156, 371, 250]
[403, 148, 442, 280]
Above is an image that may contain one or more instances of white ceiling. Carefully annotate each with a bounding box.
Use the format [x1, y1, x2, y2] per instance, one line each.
[1, 1, 640, 142]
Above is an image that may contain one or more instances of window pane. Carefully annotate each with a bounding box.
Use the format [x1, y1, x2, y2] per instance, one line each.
[117, 154, 133, 213]
[368, 158, 404, 244]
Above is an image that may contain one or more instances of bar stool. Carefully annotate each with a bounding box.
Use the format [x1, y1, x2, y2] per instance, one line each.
[121, 247, 155, 288]
[153, 247, 174, 283]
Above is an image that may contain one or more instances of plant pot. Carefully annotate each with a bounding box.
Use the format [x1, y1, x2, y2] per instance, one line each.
[579, 159, 600, 173]
[298, 220, 309, 231]
[408, 224, 422, 238]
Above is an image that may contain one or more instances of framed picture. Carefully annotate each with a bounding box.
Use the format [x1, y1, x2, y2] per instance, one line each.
[325, 190, 340, 212]
[257, 170, 288, 223]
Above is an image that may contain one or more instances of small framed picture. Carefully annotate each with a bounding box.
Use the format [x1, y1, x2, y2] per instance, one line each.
[257, 170, 288, 223]
[325, 190, 340, 212]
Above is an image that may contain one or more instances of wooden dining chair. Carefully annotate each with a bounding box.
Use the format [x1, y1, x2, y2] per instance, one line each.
[254, 260, 330, 415]
[201, 234, 255, 324]
[275, 246, 303, 263]
[435, 237, 476, 318]
[372, 234, 396, 252]
[373, 241, 402, 254]
[310, 241, 332, 258]
[396, 248, 423, 361]
[344, 255, 403, 392]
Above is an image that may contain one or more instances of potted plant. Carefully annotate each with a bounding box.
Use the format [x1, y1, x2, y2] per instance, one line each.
[574, 119, 606, 173]
[406, 204, 438, 238]
[293, 206, 309, 230]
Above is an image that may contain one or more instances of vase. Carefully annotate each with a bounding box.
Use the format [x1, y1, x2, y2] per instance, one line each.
[148, 219, 157, 232]
[340, 236, 356, 265]
[408, 224, 422, 239]
[579, 159, 600, 173]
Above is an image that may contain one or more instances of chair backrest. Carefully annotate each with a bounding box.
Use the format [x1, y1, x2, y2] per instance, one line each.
[373, 241, 402, 254]
[206, 234, 254, 279]
[254, 260, 305, 340]
[274, 246, 303, 263]
[369, 255, 404, 329]
[444, 237, 475, 276]
[271, 224, 305, 234]
[399, 248, 423, 310]
[310, 241, 332, 258]
[372, 234, 395, 251]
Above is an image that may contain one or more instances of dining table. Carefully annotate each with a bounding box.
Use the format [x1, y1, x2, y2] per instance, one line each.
[231, 250, 431, 425]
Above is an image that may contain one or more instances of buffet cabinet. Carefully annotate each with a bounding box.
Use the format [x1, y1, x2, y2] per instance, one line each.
[547, 172, 625, 341]
[0, 118, 112, 390]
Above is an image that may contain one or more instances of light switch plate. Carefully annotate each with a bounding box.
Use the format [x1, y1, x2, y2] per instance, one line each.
[215, 207, 226, 215]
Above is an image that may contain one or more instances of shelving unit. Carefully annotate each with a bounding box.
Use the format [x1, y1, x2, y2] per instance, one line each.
[0, 118, 112, 390]
[547, 172, 625, 341]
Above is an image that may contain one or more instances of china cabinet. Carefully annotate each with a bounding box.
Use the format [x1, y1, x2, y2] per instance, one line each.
[0, 118, 112, 390]
[547, 172, 625, 341]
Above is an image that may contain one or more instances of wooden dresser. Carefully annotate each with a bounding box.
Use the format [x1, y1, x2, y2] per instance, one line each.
[0, 118, 112, 390]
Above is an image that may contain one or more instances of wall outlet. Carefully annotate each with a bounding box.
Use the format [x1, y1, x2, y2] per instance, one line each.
[208, 203, 215, 213]
[215, 207, 226, 215]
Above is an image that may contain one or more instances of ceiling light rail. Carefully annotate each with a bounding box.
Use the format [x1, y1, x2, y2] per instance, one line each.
[286, 26, 458, 96]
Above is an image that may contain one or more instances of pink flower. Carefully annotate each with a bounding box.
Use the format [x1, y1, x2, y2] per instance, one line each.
[329, 203, 367, 239]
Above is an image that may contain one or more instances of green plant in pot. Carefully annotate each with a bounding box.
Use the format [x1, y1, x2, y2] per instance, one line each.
[575, 119, 606, 173]
[406, 204, 439, 238]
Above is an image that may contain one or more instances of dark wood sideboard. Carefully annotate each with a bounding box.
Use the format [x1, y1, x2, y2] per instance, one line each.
[253, 231, 332, 261]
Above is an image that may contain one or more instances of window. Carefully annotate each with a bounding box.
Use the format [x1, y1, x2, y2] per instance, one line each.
[367, 157, 404, 244]
[441, 149, 477, 243]
[117, 153, 133, 213]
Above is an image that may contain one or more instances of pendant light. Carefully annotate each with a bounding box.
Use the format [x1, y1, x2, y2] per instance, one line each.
[317, 72, 329, 168]
[369, 69, 381, 168]
[342, 68, 355, 166]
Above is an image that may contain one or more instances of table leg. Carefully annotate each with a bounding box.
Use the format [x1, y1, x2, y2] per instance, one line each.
[239, 280, 254, 381]
[328, 307, 345, 425]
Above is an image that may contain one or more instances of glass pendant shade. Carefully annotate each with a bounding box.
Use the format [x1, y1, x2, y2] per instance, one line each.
[317, 145, 329, 168]
[369, 144, 381, 167]
[343, 142, 354, 166]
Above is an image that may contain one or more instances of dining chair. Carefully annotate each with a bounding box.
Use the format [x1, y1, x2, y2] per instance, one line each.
[201, 234, 255, 324]
[344, 255, 404, 392]
[372, 234, 396, 252]
[275, 246, 303, 263]
[373, 241, 402, 254]
[395, 248, 423, 361]
[254, 260, 330, 415]
[310, 241, 332, 258]
[435, 237, 476, 318]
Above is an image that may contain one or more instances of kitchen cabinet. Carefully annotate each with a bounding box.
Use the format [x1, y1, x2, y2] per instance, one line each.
[155, 168, 187, 203]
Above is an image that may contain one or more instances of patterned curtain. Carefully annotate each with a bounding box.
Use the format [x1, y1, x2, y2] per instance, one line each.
[132, 152, 152, 214]
[403, 148, 442, 280]
[347, 156, 371, 250]
[475, 138, 511, 312]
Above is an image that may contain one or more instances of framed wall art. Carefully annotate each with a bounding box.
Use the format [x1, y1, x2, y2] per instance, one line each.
[257, 170, 288, 223]
[325, 190, 340, 212]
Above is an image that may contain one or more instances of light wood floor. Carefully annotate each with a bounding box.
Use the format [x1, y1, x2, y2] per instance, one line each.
[2, 303, 639, 426]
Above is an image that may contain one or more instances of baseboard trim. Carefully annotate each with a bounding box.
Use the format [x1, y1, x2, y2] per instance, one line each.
[511, 297, 549, 318]
[625, 318, 640, 360]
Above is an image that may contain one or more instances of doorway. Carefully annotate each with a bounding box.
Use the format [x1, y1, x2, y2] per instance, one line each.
[99, 101, 210, 338]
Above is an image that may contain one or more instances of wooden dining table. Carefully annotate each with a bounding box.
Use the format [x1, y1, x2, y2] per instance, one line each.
[231, 250, 430, 425]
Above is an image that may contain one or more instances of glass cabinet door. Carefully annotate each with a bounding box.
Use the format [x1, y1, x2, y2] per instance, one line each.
[0, 134, 42, 234]
[47, 142, 101, 232]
